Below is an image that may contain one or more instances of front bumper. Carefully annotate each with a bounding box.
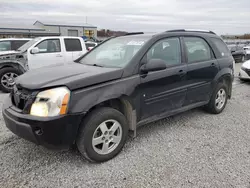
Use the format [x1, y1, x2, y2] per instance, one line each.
[3, 95, 84, 149]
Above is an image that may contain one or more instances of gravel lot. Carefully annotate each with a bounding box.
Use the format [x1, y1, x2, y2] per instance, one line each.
[1, 63, 250, 188]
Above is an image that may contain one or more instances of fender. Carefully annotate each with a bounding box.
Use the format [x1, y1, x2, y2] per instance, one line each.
[211, 67, 233, 97]
[69, 75, 141, 114]
[0, 60, 27, 74]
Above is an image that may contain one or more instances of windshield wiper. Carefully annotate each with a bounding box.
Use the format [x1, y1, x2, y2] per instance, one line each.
[85, 63, 104, 67]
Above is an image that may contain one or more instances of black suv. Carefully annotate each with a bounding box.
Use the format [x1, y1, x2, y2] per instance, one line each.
[3, 30, 234, 162]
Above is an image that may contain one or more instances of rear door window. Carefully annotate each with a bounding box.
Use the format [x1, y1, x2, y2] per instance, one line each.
[184, 37, 212, 63]
[64, 39, 82, 51]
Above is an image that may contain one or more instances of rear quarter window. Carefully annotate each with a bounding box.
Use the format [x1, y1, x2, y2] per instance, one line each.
[210, 38, 231, 58]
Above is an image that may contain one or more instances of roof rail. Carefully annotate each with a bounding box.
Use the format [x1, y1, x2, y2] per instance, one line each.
[166, 29, 216, 34]
[125, 32, 144, 36]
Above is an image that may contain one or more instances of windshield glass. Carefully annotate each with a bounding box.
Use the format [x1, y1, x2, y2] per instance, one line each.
[79, 36, 150, 68]
[17, 38, 41, 52]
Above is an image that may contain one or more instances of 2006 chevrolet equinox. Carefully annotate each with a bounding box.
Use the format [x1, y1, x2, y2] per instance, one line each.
[3, 30, 235, 162]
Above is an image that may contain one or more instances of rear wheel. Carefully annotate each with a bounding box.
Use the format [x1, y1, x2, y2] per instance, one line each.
[206, 83, 228, 114]
[0, 67, 20, 93]
[76, 107, 128, 163]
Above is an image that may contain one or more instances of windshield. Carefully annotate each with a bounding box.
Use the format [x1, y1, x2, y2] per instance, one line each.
[17, 38, 41, 52]
[79, 36, 150, 68]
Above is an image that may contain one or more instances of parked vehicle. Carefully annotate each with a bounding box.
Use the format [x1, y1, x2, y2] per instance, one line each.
[0, 36, 87, 92]
[243, 46, 250, 60]
[227, 44, 246, 63]
[239, 59, 250, 80]
[0, 38, 31, 53]
[85, 41, 98, 51]
[2, 29, 234, 162]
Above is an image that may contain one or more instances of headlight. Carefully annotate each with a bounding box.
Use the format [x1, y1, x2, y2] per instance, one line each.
[30, 87, 70, 117]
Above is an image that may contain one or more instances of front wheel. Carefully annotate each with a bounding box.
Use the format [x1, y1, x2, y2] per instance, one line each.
[77, 107, 128, 163]
[0, 67, 20, 93]
[205, 83, 228, 114]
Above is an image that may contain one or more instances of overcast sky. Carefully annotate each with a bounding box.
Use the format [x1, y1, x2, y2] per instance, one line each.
[1, 0, 250, 35]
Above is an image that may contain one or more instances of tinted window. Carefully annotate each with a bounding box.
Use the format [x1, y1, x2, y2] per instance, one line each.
[0, 41, 11, 51]
[184, 37, 212, 63]
[12, 40, 29, 50]
[64, 39, 82, 51]
[36, 39, 61, 53]
[211, 38, 231, 58]
[147, 38, 181, 66]
[86, 43, 96, 48]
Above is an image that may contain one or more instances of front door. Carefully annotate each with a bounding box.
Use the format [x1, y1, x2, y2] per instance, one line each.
[182, 37, 220, 105]
[139, 37, 187, 120]
[28, 38, 64, 70]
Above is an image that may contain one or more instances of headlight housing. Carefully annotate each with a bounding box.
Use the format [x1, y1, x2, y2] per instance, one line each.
[30, 87, 70, 117]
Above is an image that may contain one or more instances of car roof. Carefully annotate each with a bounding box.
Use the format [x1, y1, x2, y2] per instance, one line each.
[116, 30, 219, 40]
[0, 38, 31, 41]
[36, 36, 82, 40]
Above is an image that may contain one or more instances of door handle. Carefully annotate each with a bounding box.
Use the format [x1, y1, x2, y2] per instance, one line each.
[211, 63, 216, 67]
[56, 54, 63, 57]
[178, 70, 186, 77]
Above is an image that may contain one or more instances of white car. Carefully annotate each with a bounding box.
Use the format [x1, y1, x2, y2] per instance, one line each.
[0, 36, 87, 92]
[0, 38, 31, 53]
[239, 59, 250, 80]
[243, 46, 250, 60]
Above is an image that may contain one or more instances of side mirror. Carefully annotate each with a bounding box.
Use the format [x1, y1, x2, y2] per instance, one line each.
[140, 59, 167, 73]
[30, 47, 39, 54]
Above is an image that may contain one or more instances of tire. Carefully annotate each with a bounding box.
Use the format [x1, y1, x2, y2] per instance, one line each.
[76, 107, 128, 163]
[206, 83, 228, 114]
[0, 67, 21, 93]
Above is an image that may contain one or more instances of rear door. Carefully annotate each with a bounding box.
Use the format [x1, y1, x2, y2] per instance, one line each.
[64, 38, 86, 62]
[28, 38, 64, 70]
[183, 36, 219, 105]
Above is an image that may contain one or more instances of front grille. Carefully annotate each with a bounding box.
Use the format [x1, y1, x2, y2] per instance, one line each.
[11, 85, 35, 113]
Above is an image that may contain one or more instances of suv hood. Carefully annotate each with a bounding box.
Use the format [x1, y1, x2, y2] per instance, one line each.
[16, 63, 124, 90]
[0, 51, 24, 60]
[0, 50, 18, 55]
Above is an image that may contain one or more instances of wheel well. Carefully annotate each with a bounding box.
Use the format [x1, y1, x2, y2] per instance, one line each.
[218, 75, 232, 98]
[0, 65, 13, 70]
[86, 98, 137, 131]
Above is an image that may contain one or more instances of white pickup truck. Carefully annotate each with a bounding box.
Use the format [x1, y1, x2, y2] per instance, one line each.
[0, 36, 87, 92]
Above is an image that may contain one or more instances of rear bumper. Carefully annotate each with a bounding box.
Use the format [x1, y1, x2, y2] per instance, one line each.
[3, 95, 84, 149]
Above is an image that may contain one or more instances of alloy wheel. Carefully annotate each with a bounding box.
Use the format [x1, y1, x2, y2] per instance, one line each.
[0, 72, 18, 90]
[215, 88, 226, 110]
[92, 119, 122, 155]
